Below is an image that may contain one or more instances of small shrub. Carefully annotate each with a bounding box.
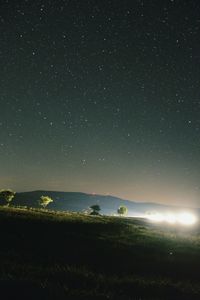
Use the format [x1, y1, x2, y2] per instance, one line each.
[117, 206, 128, 216]
[38, 195, 53, 209]
[0, 189, 15, 206]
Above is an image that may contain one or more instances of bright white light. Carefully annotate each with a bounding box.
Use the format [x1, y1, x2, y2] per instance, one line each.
[145, 211, 197, 226]
[147, 213, 164, 222]
[164, 213, 176, 224]
[177, 212, 197, 225]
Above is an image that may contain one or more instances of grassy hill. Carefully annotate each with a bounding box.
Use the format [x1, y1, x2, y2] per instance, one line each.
[1, 206, 200, 299]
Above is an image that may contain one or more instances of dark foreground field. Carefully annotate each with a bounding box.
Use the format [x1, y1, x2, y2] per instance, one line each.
[0, 207, 200, 299]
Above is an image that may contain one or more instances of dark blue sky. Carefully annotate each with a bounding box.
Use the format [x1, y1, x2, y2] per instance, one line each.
[1, 0, 200, 206]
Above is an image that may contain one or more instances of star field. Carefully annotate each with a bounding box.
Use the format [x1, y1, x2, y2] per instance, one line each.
[0, 0, 200, 206]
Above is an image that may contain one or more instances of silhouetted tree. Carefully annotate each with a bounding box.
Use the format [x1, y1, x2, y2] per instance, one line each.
[0, 189, 15, 206]
[117, 206, 128, 216]
[38, 195, 53, 209]
[90, 204, 101, 215]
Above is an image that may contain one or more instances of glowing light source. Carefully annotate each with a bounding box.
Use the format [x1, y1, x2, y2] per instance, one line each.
[147, 213, 164, 222]
[177, 212, 197, 225]
[164, 213, 176, 224]
[146, 211, 197, 226]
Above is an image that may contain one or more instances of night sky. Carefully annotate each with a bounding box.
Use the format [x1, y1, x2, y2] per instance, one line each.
[1, 0, 200, 207]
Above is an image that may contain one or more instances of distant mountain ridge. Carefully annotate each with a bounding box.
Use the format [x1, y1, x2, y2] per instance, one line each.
[13, 190, 200, 216]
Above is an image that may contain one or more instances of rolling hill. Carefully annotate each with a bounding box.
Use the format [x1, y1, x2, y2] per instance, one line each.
[0, 206, 200, 299]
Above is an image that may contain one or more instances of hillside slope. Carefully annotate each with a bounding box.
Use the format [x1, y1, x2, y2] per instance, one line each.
[0, 206, 200, 299]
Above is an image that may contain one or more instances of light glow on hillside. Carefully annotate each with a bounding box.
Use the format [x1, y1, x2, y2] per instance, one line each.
[146, 212, 197, 226]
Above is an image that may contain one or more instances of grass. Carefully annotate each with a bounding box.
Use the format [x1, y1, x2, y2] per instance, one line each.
[0, 206, 200, 299]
